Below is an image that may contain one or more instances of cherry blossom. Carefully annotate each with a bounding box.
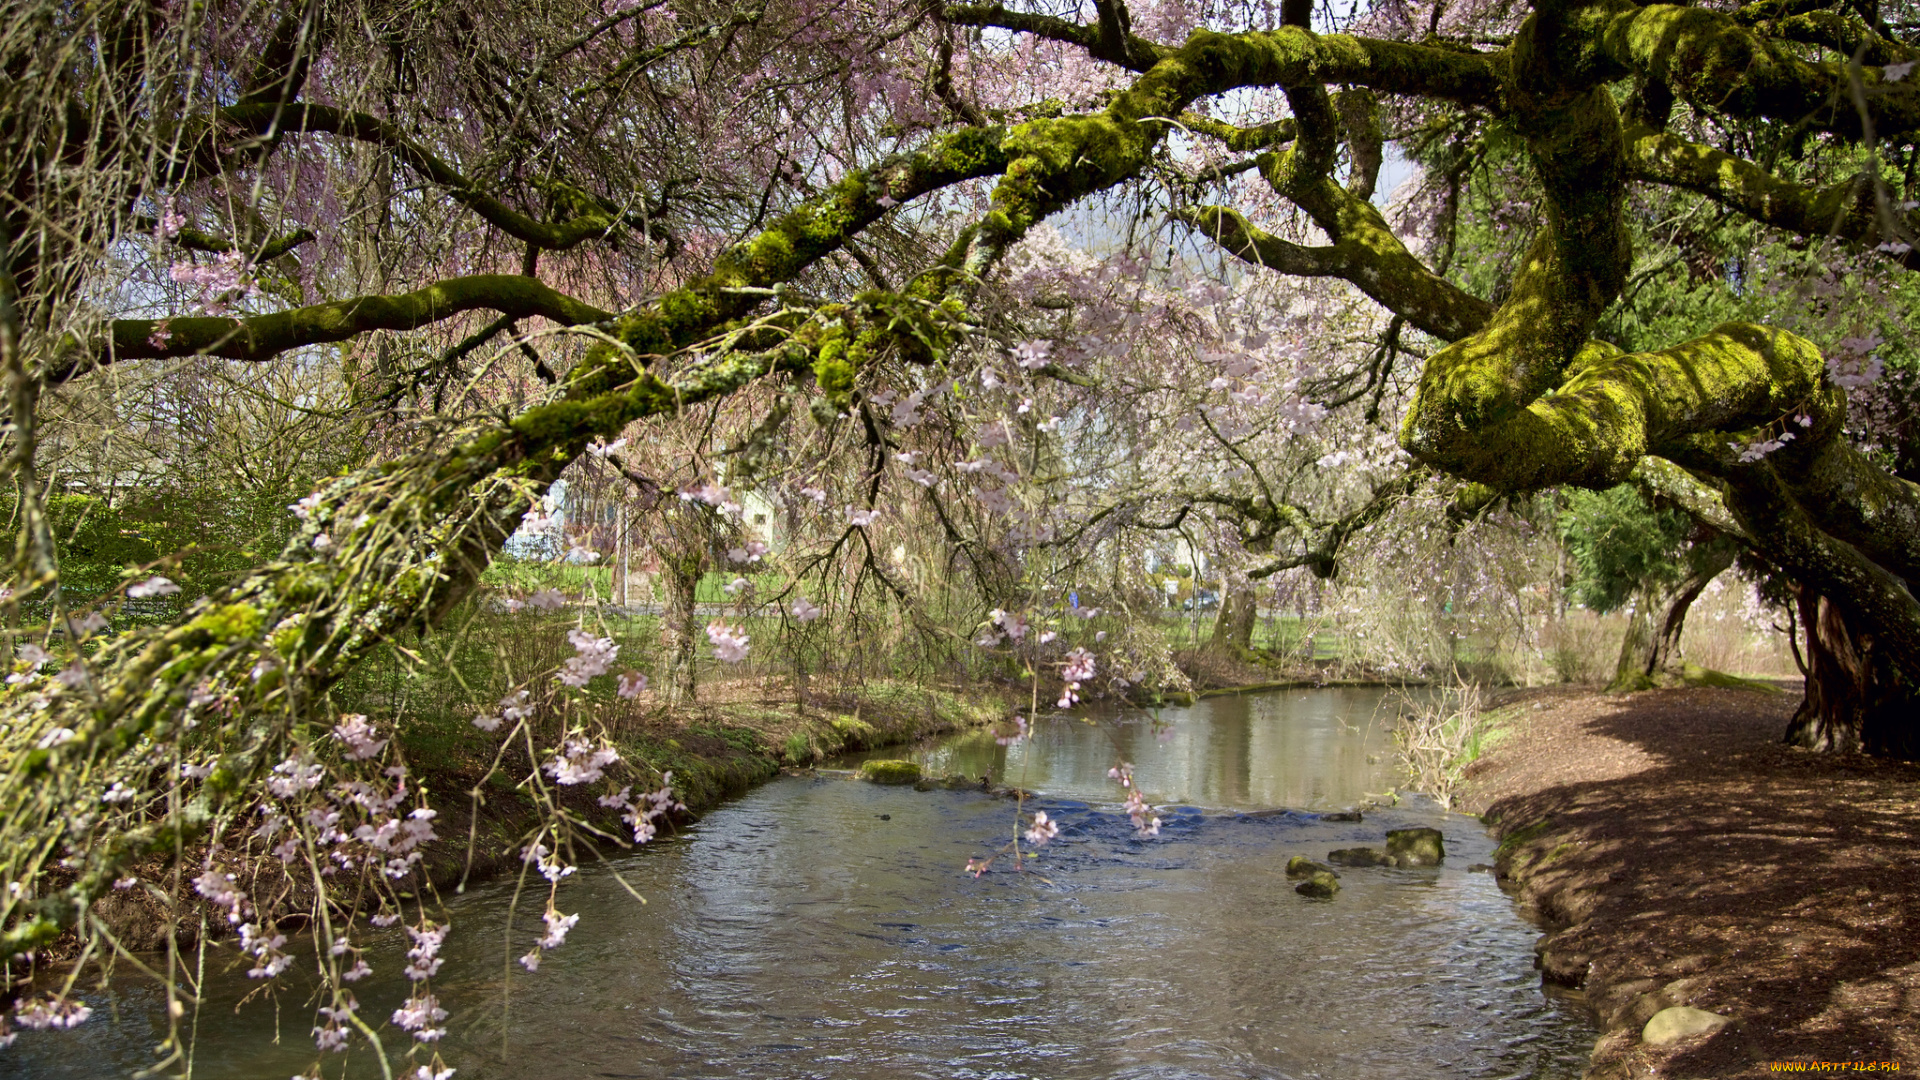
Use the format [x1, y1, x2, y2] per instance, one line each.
[790, 597, 823, 622]
[1023, 810, 1060, 847]
[405, 922, 449, 982]
[12, 997, 91, 1031]
[527, 588, 567, 611]
[707, 620, 750, 662]
[331, 714, 389, 760]
[846, 507, 880, 527]
[391, 994, 448, 1042]
[995, 715, 1029, 746]
[617, 671, 649, 698]
[477, 689, 532, 732]
[557, 629, 618, 687]
[127, 576, 180, 598]
[544, 738, 620, 785]
[727, 540, 769, 563]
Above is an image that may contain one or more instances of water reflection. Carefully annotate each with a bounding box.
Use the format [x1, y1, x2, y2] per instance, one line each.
[27, 690, 1590, 1080]
[855, 686, 1405, 810]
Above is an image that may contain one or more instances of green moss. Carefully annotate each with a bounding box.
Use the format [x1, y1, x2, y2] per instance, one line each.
[860, 759, 922, 785]
[829, 714, 877, 742]
[1494, 816, 1553, 858]
[189, 603, 262, 643]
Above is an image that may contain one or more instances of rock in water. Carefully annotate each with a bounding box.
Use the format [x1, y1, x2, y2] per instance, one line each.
[1286, 856, 1339, 880]
[860, 759, 921, 785]
[1294, 871, 1341, 898]
[1318, 810, 1363, 822]
[1327, 847, 1394, 867]
[1386, 826, 1445, 866]
[1642, 1006, 1731, 1045]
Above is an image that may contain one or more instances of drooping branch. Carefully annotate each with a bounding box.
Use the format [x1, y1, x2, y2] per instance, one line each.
[212, 103, 631, 251]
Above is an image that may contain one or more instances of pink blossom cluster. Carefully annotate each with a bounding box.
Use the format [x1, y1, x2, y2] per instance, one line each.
[391, 993, 448, 1042]
[1058, 647, 1095, 708]
[1023, 810, 1060, 846]
[168, 251, 254, 313]
[680, 481, 741, 515]
[331, 714, 389, 760]
[545, 737, 620, 785]
[707, 620, 750, 662]
[12, 997, 91, 1032]
[598, 773, 683, 844]
[239, 920, 291, 978]
[522, 841, 576, 883]
[476, 688, 532, 732]
[405, 922, 449, 981]
[995, 715, 1030, 746]
[520, 906, 580, 972]
[557, 629, 619, 687]
[312, 998, 356, 1051]
[127, 575, 180, 598]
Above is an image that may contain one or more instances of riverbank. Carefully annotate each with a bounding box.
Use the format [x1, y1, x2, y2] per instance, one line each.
[78, 678, 1010, 957]
[1462, 686, 1920, 1078]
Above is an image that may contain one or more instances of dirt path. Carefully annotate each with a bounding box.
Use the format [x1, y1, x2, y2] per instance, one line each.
[1462, 686, 1920, 1079]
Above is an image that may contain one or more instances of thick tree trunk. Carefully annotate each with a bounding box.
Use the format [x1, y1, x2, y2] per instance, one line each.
[1208, 581, 1258, 655]
[1784, 589, 1919, 758]
[660, 554, 700, 704]
[1608, 547, 1737, 692]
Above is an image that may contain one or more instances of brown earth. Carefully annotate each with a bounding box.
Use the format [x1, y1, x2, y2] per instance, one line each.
[1462, 685, 1920, 1078]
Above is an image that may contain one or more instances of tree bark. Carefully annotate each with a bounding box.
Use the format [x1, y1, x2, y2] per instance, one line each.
[1208, 580, 1258, 655]
[1608, 546, 1737, 692]
[1784, 588, 1919, 758]
[660, 553, 700, 705]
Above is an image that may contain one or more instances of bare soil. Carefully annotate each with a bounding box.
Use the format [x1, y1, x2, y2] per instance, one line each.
[1462, 685, 1920, 1078]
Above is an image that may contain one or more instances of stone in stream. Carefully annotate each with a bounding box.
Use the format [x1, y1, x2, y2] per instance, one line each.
[1641, 1006, 1732, 1045]
[1318, 811, 1363, 822]
[1326, 847, 1395, 867]
[1294, 870, 1341, 899]
[860, 759, 921, 785]
[1285, 856, 1339, 880]
[1386, 826, 1445, 867]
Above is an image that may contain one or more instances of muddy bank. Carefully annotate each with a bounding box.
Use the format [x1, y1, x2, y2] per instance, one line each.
[79, 680, 1009, 958]
[1463, 686, 1920, 1078]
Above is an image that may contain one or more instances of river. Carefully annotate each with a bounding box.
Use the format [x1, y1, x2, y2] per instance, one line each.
[16, 687, 1592, 1079]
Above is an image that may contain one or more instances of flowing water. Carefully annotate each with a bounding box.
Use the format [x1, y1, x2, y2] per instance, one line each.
[22, 688, 1592, 1079]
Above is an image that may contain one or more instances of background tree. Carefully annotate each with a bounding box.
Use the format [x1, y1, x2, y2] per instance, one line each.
[1558, 484, 1742, 691]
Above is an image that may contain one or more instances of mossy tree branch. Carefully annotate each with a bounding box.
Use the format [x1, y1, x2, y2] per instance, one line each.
[1597, 3, 1920, 140]
[1625, 124, 1920, 270]
[77, 274, 613, 373]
